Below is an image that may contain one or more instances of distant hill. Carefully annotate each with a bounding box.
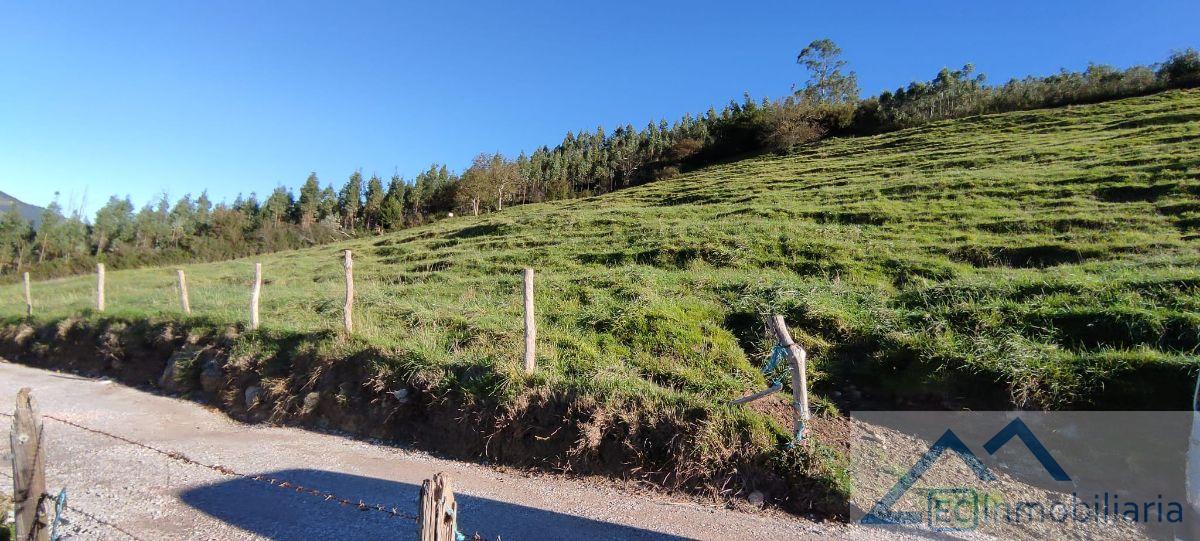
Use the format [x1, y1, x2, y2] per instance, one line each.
[0, 191, 45, 226]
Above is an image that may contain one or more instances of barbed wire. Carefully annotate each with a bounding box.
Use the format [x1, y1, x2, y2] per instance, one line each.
[1, 409, 420, 522]
[1, 469, 146, 541]
[54, 497, 150, 541]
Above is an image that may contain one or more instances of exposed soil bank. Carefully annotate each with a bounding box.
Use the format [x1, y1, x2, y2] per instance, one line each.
[0, 317, 851, 519]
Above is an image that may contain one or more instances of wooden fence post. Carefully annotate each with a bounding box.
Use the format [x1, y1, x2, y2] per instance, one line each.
[11, 387, 50, 541]
[419, 472, 457, 541]
[250, 263, 262, 330]
[23, 272, 32, 317]
[96, 263, 106, 312]
[769, 314, 810, 436]
[343, 250, 354, 334]
[523, 268, 536, 374]
[177, 269, 191, 315]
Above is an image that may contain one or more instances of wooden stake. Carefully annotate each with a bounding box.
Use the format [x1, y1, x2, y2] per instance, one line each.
[343, 250, 354, 333]
[419, 472, 458, 541]
[730, 383, 783, 405]
[523, 268, 536, 374]
[177, 269, 191, 315]
[250, 263, 262, 330]
[769, 314, 810, 433]
[23, 271, 32, 317]
[96, 263, 106, 312]
[11, 387, 49, 541]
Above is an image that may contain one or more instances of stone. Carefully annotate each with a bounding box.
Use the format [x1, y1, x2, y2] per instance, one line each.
[158, 361, 179, 392]
[747, 490, 766, 507]
[244, 386, 263, 409]
[200, 357, 223, 393]
[303, 391, 321, 412]
[159, 346, 202, 393]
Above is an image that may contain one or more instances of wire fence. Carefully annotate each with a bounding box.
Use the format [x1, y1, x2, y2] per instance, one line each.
[2, 461, 149, 540]
[13, 259, 544, 372]
[3, 408, 420, 540]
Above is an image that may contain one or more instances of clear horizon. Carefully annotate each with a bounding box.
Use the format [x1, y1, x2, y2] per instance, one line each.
[2, 0, 1197, 216]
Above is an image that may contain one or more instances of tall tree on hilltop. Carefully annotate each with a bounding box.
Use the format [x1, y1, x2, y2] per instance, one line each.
[169, 194, 196, 244]
[458, 154, 491, 216]
[318, 185, 338, 223]
[92, 196, 134, 255]
[490, 154, 518, 211]
[262, 186, 294, 226]
[381, 174, 407, 230]
[133, 193, 173, 250]
[35, 199, 65, 263]
[363, 174, 386, 231]
[795, 39, 859, 104]
[297, 173, 321, 229]
[195, 191, 213, 233]
[339, 172, 363, 230]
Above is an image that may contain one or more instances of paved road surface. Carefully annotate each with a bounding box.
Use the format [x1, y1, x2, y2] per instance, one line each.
[0, 361, 921, 540]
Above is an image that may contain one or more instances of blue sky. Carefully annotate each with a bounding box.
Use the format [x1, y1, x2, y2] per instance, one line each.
[1, 0, 1196, 216]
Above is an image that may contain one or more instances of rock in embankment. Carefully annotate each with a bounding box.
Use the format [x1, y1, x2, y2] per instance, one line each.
[159, 346, 203, 393]
[244, 386, 263, 409]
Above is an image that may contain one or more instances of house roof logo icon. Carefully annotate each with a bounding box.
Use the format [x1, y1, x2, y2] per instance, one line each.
[861, 418, 1070, 525]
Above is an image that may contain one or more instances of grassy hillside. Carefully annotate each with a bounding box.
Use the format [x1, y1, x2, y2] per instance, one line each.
[3, 90, 1199, 511]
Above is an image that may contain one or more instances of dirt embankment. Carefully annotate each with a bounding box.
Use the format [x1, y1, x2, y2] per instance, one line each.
[0, 317, 851, 519]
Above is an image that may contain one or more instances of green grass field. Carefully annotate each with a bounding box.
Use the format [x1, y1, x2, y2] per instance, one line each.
[3, 89, 1199, 510]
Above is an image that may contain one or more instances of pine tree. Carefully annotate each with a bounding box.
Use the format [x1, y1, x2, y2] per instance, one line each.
[380, 174, 407, 230]
[262, 186, 294, 225]
[339, 172, 363, 230]
[195, 191, 213, 232]
[318, 185, 338, 223]
[298, 173, 321, 228]
[363, 174, 386, 230]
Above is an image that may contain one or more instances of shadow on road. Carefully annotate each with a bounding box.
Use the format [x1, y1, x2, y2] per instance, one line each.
[180, 468, 687, 540]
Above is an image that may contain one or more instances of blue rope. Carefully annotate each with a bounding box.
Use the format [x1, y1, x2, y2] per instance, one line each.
[763, 343, 807, 445]
[444, 503, 467, 541]
[50, 488, 68, 541]
[762, 344, 789, 386]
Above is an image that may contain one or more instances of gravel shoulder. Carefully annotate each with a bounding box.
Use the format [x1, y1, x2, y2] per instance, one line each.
[0, 360, 922, 540]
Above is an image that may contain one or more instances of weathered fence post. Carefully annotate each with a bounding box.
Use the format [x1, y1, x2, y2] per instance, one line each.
[769, 314, 810, 437]
[96, 263, 106, 312]
[23, 271, 32, 317]
[343, 250, 354, 334]
[11, 387, 50, 541]
[523, 268, 536, 374]
[419, 472, 457, 541]
[250, 262, 262, 330]
[177, 269, 191, 315]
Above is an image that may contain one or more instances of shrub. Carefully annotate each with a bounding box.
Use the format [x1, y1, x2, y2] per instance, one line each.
[1159, 48, 1200, 88]
[763, 100, 856, 153]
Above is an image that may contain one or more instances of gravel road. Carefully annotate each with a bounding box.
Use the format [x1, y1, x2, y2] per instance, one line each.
[0, 361, 935, 540]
